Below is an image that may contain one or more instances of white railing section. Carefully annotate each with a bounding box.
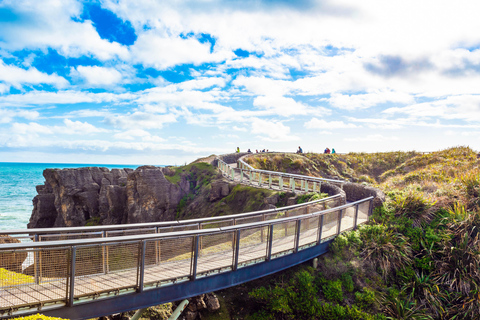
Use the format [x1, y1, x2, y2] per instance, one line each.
[217, 158, 345, 192]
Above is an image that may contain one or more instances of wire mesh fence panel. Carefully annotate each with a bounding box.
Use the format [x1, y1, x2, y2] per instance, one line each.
[201, 219, 234, 229]
[0, 247, 68, 311]
[142, 238, 192, 285]
[74, 244, 105, 277]
[74, 244, 124, 299]
[197, 232, 234, 275]
[271, 222, 296, 255]
[157, 224, 198, 234]
[106, 228, 156, 238]
[235, 215, 263, 225]
[265, 211, 285, 221]
[298, 216, 320, 247]
[340, 206, 356, 232]
[287, 206, 309, 217]
[238, 226, 268, 264]
[321, 210, 340, 239]
[105, 241, 139, 276]
[357, 201, 370, 224]
[39, 232, 104, 242]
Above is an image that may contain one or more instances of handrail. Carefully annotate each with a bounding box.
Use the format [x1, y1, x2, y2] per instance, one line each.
[237, 158, 345, 184]
[0, 197, 372, 250]
[0, 195, 342, 237]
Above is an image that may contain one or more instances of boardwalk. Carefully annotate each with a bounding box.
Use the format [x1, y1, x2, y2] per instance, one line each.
[0, 158, 371, 319]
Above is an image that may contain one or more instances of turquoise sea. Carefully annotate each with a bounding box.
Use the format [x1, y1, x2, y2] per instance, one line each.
[0, 162, 139, 231]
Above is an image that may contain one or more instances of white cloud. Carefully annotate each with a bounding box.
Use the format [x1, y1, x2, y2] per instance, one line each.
[251, 118, 299, 141]
[74, 66, 123, 86]
[383, 95, 480, 122]
[0, 0, 129, 60]
[344, 134, 399, 142]
[253, 95, 314, 117]
[61, 119, 108, 135]
[305, 118, 358, 129]
[328, 91, 414, 110]
[0, 60, 68, 88]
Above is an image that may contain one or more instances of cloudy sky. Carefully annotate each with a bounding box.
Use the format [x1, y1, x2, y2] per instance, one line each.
[0, 0, 479, 165]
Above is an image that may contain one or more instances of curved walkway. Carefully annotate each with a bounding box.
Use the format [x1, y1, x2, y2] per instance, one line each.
[0, 158, 373, 320]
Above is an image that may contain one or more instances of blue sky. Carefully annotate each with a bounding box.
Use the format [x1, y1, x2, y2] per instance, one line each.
[0, 0, 479, 165]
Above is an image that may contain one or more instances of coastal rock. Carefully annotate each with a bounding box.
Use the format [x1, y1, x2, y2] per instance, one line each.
[28, 166, 188, 228]
[209, 181, 230, 201]
[0, 236, 27, 273]
[126, 166, 188, 223]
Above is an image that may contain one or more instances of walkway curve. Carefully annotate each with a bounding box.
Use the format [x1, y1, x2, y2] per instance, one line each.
[0, 158, 373, 319]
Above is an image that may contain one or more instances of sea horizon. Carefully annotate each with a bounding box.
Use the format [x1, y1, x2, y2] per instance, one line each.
[0, 161, 146, 231]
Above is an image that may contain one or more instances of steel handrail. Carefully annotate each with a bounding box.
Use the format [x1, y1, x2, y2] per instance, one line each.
[0, 197, 372, 250]
[0, 195, 341, 236]
[236, 158, 345, 184]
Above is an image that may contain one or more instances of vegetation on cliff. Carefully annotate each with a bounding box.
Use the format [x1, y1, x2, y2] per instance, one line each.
[214, 146, 480, 319]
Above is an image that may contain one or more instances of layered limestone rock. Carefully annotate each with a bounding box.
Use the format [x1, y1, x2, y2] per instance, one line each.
[28, 166, 190, 228]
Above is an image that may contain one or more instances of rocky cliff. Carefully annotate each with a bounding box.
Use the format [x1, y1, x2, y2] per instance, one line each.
[29, 165, 197, 228]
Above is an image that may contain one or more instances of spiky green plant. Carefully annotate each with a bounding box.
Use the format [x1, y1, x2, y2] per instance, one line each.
[359, 224, 412, 279]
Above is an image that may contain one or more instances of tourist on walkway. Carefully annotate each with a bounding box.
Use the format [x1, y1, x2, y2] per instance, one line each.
[332, 148, 336, 154]
[297, 146, 303, 154]
[236, 147, 240, 153]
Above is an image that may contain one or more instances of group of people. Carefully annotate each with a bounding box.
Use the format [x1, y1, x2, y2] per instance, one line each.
[236, 148, 269, 153]
[238, 146, 336, 154]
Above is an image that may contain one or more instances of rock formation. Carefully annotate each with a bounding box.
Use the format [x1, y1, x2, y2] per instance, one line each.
[28, 166, 193, 228]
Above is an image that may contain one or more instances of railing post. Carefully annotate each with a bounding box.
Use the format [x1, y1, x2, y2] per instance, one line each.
[353, 204, 359, 229]
[191, 235, 200, 281]
[313, 182, 317, 193]
[305, 180, 309, 192]
[102, 231, 107, 273]
[291, 178, 295, 192]
[279, 176, 283, 190]
[137, 241, 146, 293]
[266, 225, 274, 260]
[269, 174, 272, 188]
[336, 209, 343, 235]
[231, 168, 235, 181]
[300, 180, 304, 190]
[368, 199, 373, 220]
[34, 234, 40, 285]
[249, 171, 252, 184]
[317, 215, 324, 244]
[240, 169, 243, 182]
[294, 220, 302, 253]
[233, 230, 241, 271]
[261, 214, 265, 242]
[68, 246, 77, 307]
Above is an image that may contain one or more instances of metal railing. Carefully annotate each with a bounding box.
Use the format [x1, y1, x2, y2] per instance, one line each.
[0, 195, 342, 243]
[0, 197, 373, 316]
[217, 158, 345, 191]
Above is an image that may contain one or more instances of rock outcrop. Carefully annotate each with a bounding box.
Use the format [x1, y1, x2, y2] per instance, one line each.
[28, 166, 191, 228]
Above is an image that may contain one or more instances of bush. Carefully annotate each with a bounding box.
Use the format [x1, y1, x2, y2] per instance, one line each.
[341, 273, 355, 292]
[355, 287, 376, 309]
[322, 279, 344, 302]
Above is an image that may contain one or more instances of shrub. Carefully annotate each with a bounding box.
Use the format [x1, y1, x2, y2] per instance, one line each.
[358, 224, 412, 279]
[322, 279, 344, 302]
[355, 287, 376, 310]
[341, 273, 355, 292]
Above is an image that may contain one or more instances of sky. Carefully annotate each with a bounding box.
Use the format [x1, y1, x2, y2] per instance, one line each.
[0, 0, 479, 165]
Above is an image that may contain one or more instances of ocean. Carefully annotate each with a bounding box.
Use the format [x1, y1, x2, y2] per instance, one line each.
[0, 162, 139, 231]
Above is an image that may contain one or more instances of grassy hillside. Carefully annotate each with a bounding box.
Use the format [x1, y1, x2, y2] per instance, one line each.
[208, 147, 480, 320]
